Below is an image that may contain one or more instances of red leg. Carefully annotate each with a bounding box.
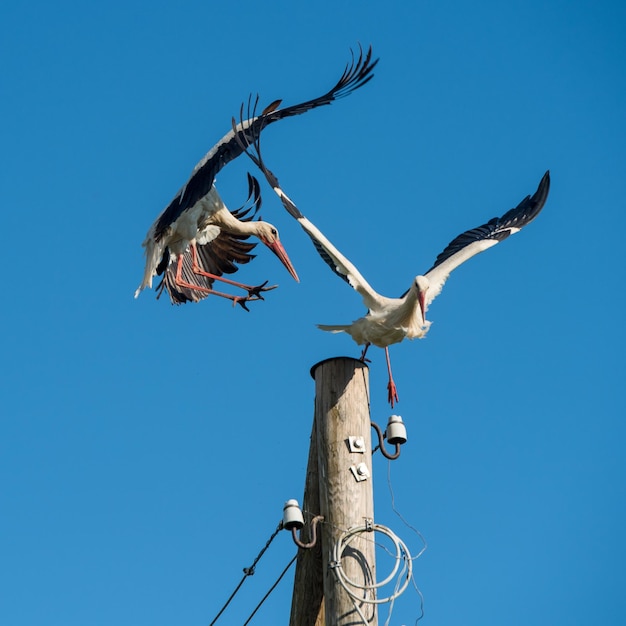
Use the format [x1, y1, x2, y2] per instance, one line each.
[189, 243, 277, 297]
[174, 254, 261, 310]
[385, 347, 399, 408]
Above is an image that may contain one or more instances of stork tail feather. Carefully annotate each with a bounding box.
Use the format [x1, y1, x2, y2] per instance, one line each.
[317, 324, 351, 333]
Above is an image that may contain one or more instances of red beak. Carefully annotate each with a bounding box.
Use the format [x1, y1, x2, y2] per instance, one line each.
[418, 291, 427, 326]
[265, 240, 300, 282]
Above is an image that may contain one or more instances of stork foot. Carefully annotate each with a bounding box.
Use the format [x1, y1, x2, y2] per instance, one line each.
[387, 380, 399, 408]
[232, 295, 263, 312]
[246, 280, 278, 299]
[359, 343, 372, 363]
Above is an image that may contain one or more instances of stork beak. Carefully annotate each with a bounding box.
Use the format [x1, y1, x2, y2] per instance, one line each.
[265, 240, 300, 282]
[418, 291, 427, 326]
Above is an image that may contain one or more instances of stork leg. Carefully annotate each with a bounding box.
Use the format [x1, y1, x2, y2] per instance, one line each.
[189, 243, 277, 299]
[385, 347, 399, 408]
[174, 253, 262, 311]
[359, 343, 372, 363]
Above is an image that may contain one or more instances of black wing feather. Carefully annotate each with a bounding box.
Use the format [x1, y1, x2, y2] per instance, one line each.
[425, 170, 550, 274]
[153, 45, 377, 241]
[307, 232, 351, 285]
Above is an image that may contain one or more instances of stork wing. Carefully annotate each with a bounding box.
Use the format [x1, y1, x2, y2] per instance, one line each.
[422, 171, 550, 307]
[153, 45, 377, 241]
[233, 122, 386, 311]
[296, 212, 383, 311]
[155, 174, 261, 304]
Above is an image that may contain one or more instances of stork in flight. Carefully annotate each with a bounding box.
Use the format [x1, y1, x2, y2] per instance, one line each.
[235, 129, 550, 405]
[154, 173, 271, 308]
[135, 45, 378, 308]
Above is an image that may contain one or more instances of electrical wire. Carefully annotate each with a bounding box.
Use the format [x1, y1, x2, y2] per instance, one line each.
[333, 523, 413, 600]
[208, 521, 283, 626]
[387, 460, 428, 560]
[331, 523, 413, 625]
[386, 460, 426, 622]
[242, 553, 298, 625]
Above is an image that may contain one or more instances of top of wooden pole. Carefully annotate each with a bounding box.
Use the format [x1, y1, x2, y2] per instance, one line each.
[310, 356, 368, 380]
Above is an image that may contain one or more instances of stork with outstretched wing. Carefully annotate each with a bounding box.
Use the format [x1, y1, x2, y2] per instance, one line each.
[236, 127, 550, 404]
[135, 45, 378, 308]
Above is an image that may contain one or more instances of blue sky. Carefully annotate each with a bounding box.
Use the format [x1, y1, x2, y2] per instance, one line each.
[1, 1, 625, 625]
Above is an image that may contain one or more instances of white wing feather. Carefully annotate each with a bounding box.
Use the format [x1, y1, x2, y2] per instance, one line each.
[292, 213, 387, 312]
[423, 239, 499, 308]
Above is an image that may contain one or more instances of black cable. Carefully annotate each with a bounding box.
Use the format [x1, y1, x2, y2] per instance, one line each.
[209, 522, 283, 626]
[242, 554, 298, 626]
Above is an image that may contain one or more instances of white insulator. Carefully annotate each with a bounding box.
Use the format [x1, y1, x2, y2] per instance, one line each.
[386, 415, 407, 445]
[282, 499, 305, 530]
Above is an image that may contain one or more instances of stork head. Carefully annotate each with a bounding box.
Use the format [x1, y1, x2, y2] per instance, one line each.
[413, 275, 430, 325]
[256, 222, 300, 282]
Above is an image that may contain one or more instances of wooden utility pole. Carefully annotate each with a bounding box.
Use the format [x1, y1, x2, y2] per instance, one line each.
[289, 357, 378, 626]
[288, 414, 325, 626]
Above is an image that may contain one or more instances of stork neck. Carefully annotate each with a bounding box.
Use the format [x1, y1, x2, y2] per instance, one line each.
[210, 206, 257, 236]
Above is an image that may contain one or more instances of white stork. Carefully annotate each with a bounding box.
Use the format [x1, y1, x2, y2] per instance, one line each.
[236, 130, 550, 404]
[153, 173, 275, 308]
[135, 45, 378, 308]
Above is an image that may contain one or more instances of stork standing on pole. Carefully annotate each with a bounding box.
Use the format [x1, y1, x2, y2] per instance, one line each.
[135, 45, 378, 308]
[236, 127, 550, 404]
